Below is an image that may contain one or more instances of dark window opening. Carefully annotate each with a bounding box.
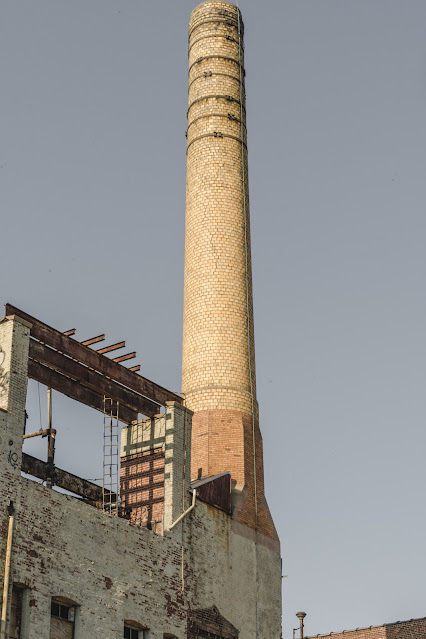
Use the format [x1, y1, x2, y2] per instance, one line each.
[124, 627, 139, 639]
[51, 602, 73, 621]
[9, 587, 23, 639]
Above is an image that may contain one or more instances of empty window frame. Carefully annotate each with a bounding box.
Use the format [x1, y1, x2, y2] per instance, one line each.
[8, 586, 24, 639]
[50, 600, 75, 639]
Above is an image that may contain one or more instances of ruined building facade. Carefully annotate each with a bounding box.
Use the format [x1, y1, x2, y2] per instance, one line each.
[0, 3, 282, 638]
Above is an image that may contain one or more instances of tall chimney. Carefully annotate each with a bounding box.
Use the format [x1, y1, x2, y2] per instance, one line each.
[182, 1, 277, 539]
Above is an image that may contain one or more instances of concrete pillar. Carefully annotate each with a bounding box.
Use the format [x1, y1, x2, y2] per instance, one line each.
[163, 402, 192, 530]
[182, 1, 276, 539]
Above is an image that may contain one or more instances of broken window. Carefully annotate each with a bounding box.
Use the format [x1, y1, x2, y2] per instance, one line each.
[50, 600, 75, 639]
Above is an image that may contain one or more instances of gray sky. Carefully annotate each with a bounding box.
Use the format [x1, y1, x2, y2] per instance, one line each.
[2, 1, 426, 637]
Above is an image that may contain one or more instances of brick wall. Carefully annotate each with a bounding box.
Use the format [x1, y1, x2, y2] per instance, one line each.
[182, 0, 277, 541]
[121, 402, 193, 531]
[0, 313, 281, 639]
[307, 618, 426, 639]
[182, 0, 256, 417]
[0, 3, 283, 636]
[120, 449, 165, 528]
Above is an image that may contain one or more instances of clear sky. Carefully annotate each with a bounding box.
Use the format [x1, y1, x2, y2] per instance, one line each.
[2, 1, 426, 637]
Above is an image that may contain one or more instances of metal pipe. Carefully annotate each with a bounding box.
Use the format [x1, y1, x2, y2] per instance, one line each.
[0, 502, 15, 639]
[168, 490, 197, 530]
[47, 387, 52, 430]
[47, 430, 56, 464]
[23, 428, 55, 440]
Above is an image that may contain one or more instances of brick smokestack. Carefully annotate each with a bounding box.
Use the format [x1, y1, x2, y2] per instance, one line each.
[182, 1, 277, 539]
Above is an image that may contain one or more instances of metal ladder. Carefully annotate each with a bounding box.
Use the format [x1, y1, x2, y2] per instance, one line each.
[103, 397, 119, 515]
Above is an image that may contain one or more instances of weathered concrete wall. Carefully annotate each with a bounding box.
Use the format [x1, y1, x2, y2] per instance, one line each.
[185, 501, 282, 639]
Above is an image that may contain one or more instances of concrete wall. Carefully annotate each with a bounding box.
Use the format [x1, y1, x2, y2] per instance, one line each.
[186, 501, 282, 639]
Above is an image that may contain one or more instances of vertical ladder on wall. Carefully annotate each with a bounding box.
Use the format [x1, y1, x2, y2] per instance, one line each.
[103, 397, 119, 515]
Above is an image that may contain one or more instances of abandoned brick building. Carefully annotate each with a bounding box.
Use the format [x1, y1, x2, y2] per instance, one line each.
[0, 2, 282, 638]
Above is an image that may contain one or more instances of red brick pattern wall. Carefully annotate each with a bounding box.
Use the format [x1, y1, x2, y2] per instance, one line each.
[120, 449, 165, 527]
[386, 619, 426, 639]
[191, 409, 277, 539]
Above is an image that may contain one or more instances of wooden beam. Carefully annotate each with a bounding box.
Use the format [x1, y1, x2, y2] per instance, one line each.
[63, 329, 76, 336]
[22, 453, 106, 502]
[6, 304, 182, 405]
[113, 352, 136, 363]
[129, 365, 141, 373]
[29, 340, 160, 417]
[81, 334, 105, 347]
[96, 341, 125, 355]
[28, 359, 138, 424]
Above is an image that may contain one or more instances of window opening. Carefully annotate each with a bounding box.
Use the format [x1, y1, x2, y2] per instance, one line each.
[50, 600, 75, 639]
[8, 586, 23, 639]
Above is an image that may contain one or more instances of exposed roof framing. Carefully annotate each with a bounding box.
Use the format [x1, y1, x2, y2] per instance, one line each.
[96, 341, 125, 355]
[113, 352, 136, 363]
[81, 334, 105, 346]
[6, 303, 182, 424]
[28, 358, 139, 423]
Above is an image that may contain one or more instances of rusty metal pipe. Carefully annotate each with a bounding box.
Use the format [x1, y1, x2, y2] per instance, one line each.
[0, 502, 15, 639]
[46, 388, 55, 488]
